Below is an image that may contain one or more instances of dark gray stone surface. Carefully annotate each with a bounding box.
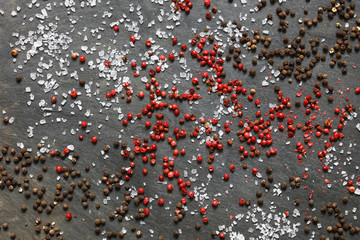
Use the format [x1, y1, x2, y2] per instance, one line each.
[0, 0, 360, 239]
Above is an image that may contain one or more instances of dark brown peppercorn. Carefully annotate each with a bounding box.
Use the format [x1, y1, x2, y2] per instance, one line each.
[208, 35, 214, 42]
[256, 190, 262, 198]
[173, 230, 179, 238]
[342, 196, 348, 203]
[249, 68, 256, 76]
[195, 223, 201, 230]
[79, 79, 85, 87]
[21, 204, 27, 212]
[268, 175, 274, 182]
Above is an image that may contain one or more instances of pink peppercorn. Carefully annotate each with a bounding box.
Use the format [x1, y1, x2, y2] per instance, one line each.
[158, 198, 164, 206]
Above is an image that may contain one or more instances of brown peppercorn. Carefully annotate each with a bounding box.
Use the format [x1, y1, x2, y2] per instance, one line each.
[21, 204, 27, 212]
[15, 75, 22, 82]
[256, 190, 262, 198]
[3, 222, 9, 230]
[268, 175, 274, 183]
[79, 79, 85, 87]
[342, 196, 348, 203]
[281, 182, 287, 190]
[195, 223, 201, 230]
[136, 230, 142, 238]
[304, 226, 310, 233]
[249, 68, 256, 76]
[173, 230, 179, 238]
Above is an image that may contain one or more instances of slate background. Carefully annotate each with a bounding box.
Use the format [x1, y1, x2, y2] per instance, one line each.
[0, 0, 360, 239]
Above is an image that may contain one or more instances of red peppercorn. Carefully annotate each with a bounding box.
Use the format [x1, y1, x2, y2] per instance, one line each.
[145, 40, 152, 47]
[252, 168, 258, 175]
[138, 188, 144, 195]
[81, 121, 87, 128]
[204, 0, 211, 7]
[168, 53, 175, 61]
[91, 136, 97, 144]
[78, 135, 83, 141]
[205, 12, 212, 19]
[188, 191, 195, 198]
[64, 148, 70, 154]
[113, 25, 119, 31]
[212, 199, 219, 207]
[203, 217, 209, 224]
[56, 166, 62, 173]
[51, 96, 57, 103]
[229, 164, 235, 172]
[129, 162, 135, 168]
[70, 90, 78, 98]
[355, 87, 360, 94]
[104, 61, 110, 67]
[65, 212, 72, 219]
[130, 35, 136, 42]
[223, 174, 229, 181]
[219, 233, 225, 239]
[158, 198, 165, 206]
[79, 56, 85, 63]
[181, 198, 187, 205]
[167, 184, 173, 191]
[200, 207, 206, 214]
[322, 165, 329, 171]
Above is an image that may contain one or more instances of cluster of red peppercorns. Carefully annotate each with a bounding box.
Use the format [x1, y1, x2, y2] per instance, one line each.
[105, 89, 117, 99]
[172, 0, 193, 13]
[148, 120, 168, 141]
[180, 88, 201, 102]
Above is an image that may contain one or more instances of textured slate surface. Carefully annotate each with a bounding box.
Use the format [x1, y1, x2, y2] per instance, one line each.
[0, 0, 359, 239]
